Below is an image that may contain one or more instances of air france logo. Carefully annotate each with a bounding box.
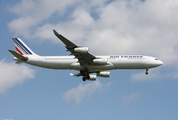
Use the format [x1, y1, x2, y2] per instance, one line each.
[110, 55, 143, 59]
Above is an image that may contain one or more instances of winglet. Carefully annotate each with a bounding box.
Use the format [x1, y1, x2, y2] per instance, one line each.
[70, 73, 75, 76]
[70, 73, 81, 77]
[8, 50, 28, 61]
[53, 30, 78, 47]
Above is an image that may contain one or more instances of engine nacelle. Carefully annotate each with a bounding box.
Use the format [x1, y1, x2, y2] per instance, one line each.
[97, 71, 110, 77]
[74, 47, 89, 53]
[87, 74, 96, 81]
[93, 59, 108, 64]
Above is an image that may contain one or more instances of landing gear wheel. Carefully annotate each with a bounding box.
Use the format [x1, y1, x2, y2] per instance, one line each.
[82, 77, 86, 81]
[82, 75, 90, 81]
[145, 69, 149, 75]
[145, 71, 148, 75]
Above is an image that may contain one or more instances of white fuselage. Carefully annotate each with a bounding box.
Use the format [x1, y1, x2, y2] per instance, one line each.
[23, 55, 163, 72]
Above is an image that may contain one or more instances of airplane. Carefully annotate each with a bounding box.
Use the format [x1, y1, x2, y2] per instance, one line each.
[8, 30, 163, 81]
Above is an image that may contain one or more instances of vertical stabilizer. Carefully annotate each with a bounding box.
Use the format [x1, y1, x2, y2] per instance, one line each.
[12, 38, 36, 55]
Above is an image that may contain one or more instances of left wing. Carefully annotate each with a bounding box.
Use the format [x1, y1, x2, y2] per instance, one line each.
[53, 30, 96, 66]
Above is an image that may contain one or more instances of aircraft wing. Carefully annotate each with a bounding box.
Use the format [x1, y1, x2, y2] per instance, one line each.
[53, 30, 96, 66]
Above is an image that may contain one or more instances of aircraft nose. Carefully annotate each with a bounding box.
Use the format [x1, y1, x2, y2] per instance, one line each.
[158, 60, 163, 66]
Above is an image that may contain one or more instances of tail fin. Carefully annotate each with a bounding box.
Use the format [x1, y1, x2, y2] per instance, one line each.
[12, 38, 36, 55]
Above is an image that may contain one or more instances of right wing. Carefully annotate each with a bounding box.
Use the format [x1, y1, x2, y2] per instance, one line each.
[53, 30, 96, 66]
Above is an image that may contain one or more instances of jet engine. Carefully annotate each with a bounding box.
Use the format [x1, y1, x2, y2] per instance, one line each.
[93, 59, 108, 64]
[87, 74, 96, 81]
[74, 47, 89, 53]
[97, 71, 110, 77]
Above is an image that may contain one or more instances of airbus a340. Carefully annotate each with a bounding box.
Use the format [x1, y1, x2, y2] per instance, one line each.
[8, 30, 163, 81]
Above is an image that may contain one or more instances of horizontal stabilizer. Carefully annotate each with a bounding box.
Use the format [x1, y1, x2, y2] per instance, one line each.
[8, 50, 28, 61]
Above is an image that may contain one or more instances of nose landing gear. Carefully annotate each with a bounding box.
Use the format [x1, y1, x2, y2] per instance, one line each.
[145, 68, 149, 75]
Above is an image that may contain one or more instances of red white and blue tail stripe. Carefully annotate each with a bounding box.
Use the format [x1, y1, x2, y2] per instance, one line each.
[12, 38, 35, 55]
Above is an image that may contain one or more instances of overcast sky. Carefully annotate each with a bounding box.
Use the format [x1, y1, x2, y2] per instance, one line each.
[0, 0, 178, 120]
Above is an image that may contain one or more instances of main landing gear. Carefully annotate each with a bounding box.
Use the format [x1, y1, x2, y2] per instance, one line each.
[145, 68, 149, 75]
[80, 67, 89, 81]
[82, 75, 90, 81]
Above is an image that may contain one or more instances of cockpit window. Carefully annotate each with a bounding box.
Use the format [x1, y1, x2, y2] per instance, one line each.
[155, 58, 158, 60]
